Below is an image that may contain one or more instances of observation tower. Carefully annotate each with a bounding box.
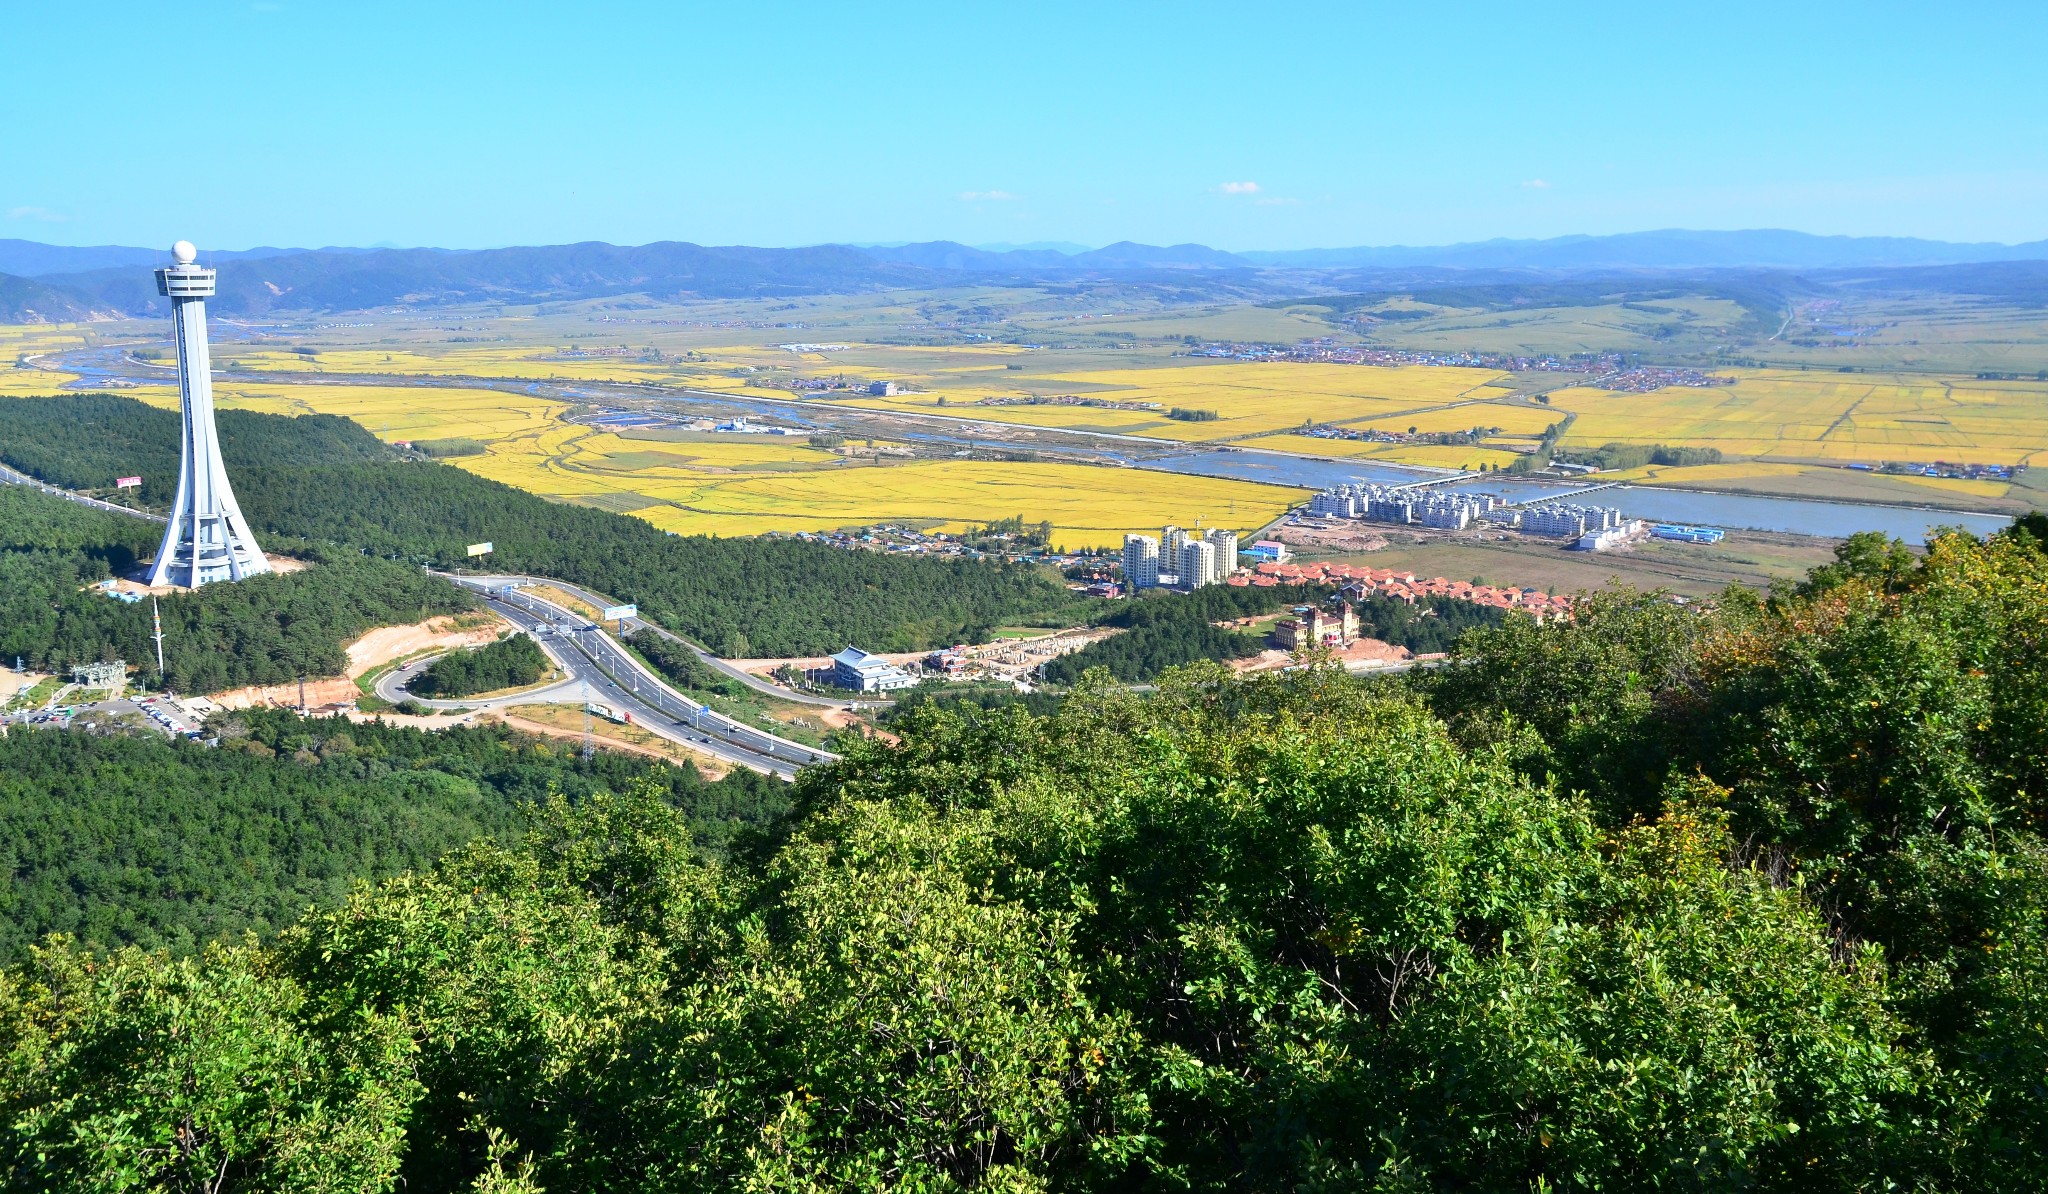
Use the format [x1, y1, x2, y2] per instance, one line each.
[145, 241, 271, 587]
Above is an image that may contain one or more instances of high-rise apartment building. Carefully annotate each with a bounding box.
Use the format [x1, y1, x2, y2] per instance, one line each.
[1206, 529, 1239, 576]
[1122, 533, 1160, 588]
[1162, 524, 1188, 563]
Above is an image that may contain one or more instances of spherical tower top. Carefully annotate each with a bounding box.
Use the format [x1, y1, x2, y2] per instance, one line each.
[171, 240, 197, 265]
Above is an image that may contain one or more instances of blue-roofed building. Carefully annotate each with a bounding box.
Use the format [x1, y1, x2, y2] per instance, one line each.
[827, 646, 915, 693]
[1651, 524, 1725, 544]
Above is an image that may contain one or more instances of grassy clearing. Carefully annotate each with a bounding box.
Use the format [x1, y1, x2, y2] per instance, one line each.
[524, 585, 605, 620]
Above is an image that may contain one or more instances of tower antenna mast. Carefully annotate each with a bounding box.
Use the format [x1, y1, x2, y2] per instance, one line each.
[151, 597, 166, 678]
[145, 241, 271, 588]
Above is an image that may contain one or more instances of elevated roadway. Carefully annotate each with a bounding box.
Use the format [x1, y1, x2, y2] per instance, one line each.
[435, 578, 839, 777]
[0, 461, 168, 522]
[447, 571, 859, 709]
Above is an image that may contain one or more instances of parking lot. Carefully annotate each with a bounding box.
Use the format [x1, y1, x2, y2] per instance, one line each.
[5, 692, 209, 738]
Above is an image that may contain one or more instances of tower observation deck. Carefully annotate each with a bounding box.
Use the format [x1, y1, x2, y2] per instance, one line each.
[144, 240, 271, 587]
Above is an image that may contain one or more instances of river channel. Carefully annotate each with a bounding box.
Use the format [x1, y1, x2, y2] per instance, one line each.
[1145, 449, 2012, 545]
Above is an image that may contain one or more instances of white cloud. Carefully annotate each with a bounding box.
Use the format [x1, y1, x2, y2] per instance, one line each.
[5, 206, 66, 222]
[1217, 181, 1261, 195]
[959, 190, 1020, 202]
[1521, 179, 1551, 190]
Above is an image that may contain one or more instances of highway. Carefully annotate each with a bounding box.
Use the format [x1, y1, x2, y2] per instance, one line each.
[427, 579, 839, 778]
[447, 571, 859, 710]
[0, 466, 833, 777]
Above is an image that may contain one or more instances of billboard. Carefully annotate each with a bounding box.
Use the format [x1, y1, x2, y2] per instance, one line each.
[115, 476, 142, 489]
[601, 604, 638, 622]
[465, 541, 494, 557]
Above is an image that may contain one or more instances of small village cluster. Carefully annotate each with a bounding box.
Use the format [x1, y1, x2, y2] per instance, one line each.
[1190, 339, 1617, 373]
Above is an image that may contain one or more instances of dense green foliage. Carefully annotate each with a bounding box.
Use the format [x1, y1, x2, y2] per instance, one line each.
[0, 392, 392, 506]
[1, 394, 1096, 656]
[2, 620, 2015, 1189]
[408, 633, 550, 698]
[410, 437, 488, 458]
[1509, 415, 1572, 472]
[879, 680, 1065, 725]
[962, 514, 1054, 550]
[1419, 526, 2048, 1185]
[0, 709, 788, 960]
[1558, 441, 1726, 470]
[1041, 584, 1325, 684]
[624, 628, 743, 697]
[15, 395, 2048, 1188]
[1165, 406, 1219, 421]
[234, 463, 1090, 655]
[0, 486, 472, 692]
[1353, 589, 1509, 652]
[1043, 584, 1505, 684]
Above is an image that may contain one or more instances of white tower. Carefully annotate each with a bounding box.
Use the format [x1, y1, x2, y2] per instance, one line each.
[145, 241, 271, 587]
[1122, 533, 1159, 589]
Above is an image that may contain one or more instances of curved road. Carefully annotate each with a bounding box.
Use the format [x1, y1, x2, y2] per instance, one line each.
[381, 588, 828, 778]
[434, 580, 839, 777]
[447, 571, 860, 709]
[1, 465, 834, 777]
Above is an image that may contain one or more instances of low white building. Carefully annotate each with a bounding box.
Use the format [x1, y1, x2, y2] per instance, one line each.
[826, 646, 915, 692]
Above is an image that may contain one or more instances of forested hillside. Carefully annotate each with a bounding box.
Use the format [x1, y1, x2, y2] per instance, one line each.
[0, 486, 471, 692]
[0, 392, 393, 506]
[0, 393, 1094, 656]
[0, 709, 787, 959]
[9, 523, 2048, 1189]
[1041, 582, 1325, 683]
[1041, 582, 1505, 683]
[235, 463, 1091, 655]
[407, 633, 550, 697]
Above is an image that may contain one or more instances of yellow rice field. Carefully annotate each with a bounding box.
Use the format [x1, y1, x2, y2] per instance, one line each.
[48, 372, 1298, 547]
[128, 380, 567, 445]
[617, 459, 1296, 546]
[839, 362, 1514, 444]
[451, 422, 1297, 548]
[1550, 369, 2048, 465]
[228, 346, 796, 401]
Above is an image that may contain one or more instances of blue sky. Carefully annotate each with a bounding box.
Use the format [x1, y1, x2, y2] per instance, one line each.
[6, 1, 2045, 251]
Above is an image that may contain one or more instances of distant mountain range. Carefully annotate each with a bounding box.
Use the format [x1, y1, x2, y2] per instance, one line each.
[860, 229, 2048, 272]
[0, 239, 395, 278]
[3, 228, 2048, 322]
[1240, 229, 2048, 271]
